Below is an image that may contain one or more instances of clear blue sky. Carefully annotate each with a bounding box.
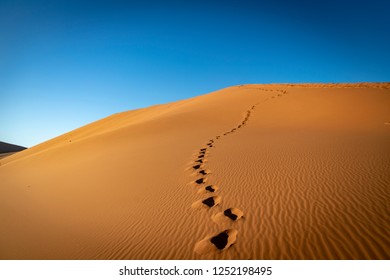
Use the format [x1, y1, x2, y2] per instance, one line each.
[1, 0, 389, 147]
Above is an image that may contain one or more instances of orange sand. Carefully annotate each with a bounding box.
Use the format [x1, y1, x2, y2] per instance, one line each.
[0, 83, 389, 259]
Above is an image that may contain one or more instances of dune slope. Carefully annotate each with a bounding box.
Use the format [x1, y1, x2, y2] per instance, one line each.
[0, 83, 389, 259]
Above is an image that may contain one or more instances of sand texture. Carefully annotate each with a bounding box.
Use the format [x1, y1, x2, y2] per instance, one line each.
[0, 83, 389, 259]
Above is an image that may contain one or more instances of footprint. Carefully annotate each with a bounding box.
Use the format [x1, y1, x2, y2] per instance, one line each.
[193, 164, 201, 170]
[202, 196, 220, 207]
[194, 229, 238, 255]
[224, 208, 241, 220]
[191, 196, 221, 209]
[198, 185, 218, 194]
[212, 208, 244, 224]
[195, 178, 206, 184]
[195, 159, 204, 163]
[198, 154, 205, 159]
[199, 170, 208, 175]
[211, 230, 233, 249]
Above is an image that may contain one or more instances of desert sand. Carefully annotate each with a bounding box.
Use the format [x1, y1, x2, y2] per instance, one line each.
[0, 83, 389, 259]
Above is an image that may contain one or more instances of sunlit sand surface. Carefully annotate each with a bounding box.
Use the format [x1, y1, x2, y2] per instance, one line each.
[1, 83, 389, 259]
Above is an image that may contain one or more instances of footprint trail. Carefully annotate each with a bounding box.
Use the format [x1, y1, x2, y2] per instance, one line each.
[186, 87, 288, 255]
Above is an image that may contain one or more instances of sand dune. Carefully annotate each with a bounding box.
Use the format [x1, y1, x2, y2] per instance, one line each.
[0, 141, 26, 159]
[0, 83, 389, 259]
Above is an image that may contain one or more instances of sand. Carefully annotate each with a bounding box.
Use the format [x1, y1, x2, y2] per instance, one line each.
[0, 83, 389, 260]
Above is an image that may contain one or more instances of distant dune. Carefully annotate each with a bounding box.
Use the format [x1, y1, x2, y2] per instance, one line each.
[0, 83, 389, 260]
[0, 141, 27, 160]
[0, 141, 26, 153]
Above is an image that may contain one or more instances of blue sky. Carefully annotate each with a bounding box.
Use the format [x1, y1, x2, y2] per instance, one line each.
[1, 0, 389, 147]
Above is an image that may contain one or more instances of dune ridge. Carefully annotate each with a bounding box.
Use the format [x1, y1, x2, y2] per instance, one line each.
[0, 83, 389, 259]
